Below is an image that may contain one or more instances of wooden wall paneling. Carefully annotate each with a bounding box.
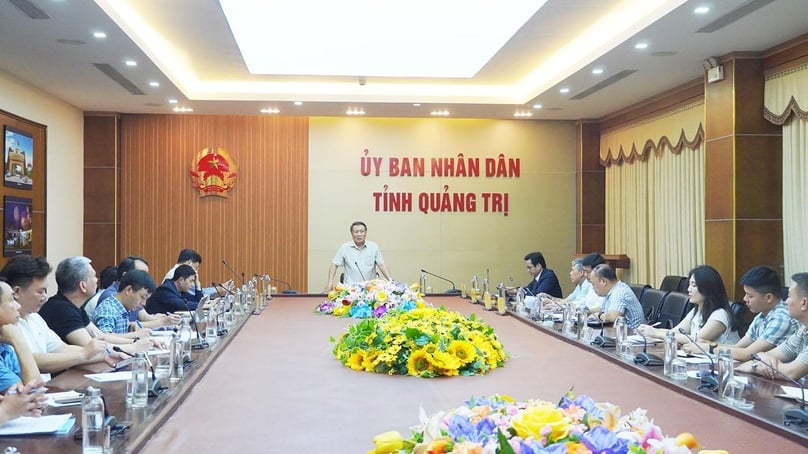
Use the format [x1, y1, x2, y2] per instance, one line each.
[84, 114, 119, 269]
[576, 121, 604, 254]
[734, 135, 782, 220]
[704, 137, 734, 221]
[0, 109, 47, 264]
[119, 115, 308, 290]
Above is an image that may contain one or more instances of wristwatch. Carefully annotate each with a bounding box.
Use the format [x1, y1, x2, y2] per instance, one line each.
[708, 341, 718, 354]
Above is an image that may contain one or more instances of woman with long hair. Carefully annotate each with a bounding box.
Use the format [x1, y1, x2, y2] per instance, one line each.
[637, 265, 739, 346]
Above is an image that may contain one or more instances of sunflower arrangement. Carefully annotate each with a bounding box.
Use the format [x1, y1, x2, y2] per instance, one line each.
[331, 306, 507, 377]
[316, 279, 425, 318]
[367, 391, 709, 454]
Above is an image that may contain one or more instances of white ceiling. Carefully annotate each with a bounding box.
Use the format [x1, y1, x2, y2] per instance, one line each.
[0, 0, 806, 120]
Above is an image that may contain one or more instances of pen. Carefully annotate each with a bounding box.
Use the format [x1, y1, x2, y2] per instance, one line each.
[88, 330, 113, 356]
[136, 320, 144, 329]
[650, 321, 662, 327]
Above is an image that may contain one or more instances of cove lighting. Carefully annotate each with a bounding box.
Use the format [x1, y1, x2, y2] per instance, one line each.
[219, 0, 545, 78]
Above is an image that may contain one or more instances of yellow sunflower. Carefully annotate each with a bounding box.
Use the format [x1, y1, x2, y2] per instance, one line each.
[346, 351, 364, 370]
[406, 349, 435, 376]
[447, 340, 477, 365]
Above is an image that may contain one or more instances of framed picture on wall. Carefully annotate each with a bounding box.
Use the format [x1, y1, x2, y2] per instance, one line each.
[4, 125, 34, 190]
[3, 196, 33, 256]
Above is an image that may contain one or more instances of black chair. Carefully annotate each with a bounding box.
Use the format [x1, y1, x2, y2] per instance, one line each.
[629, 283, 650, 301]
[659, 275, 687, 293]
[639, 288, 668, 323]
[730, 301, 754, 338]
[655, 291, 691, 329]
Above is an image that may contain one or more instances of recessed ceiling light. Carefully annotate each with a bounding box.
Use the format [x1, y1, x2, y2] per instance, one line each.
[430, 110, 450, 116]
[634, 42, 649, 50]
[346, 107, 365, 116]
[694, 6, 710, 14]
[532, 104, 542, 109]
[168, 98, 178, 104]
[93, 31, 107, 39]
[260, 107, 280, 114]
[172, 106, 193, 113]
[149, 81, 160, 87]
[559, 87, 570, 94]
[513, 111, 533, 118]
[294, 101, 303, 106]
[413, 103, 421, 107]
[125, 60, 137, 67]
[592, 68, 604, 75]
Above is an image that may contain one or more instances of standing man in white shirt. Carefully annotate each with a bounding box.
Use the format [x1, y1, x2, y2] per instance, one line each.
[323, 221, 391, 291]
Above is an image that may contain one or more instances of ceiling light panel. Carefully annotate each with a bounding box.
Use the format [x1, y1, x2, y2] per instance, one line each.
[220, 0, 546, 78]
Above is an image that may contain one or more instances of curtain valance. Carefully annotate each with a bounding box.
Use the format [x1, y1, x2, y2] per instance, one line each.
[600, 102, 704, 166]
[764, 63, 808, 125]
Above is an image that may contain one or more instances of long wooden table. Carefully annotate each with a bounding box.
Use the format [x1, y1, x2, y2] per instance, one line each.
[2, 295, 805, 452]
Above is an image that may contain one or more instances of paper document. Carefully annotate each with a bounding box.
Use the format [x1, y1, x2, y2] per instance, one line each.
[85, 371, 132, 382]
[0, 414, 74, 436]
[775, 386, 807, 403]
[627, 335, 662, 345]
[46, 390, 83, 407]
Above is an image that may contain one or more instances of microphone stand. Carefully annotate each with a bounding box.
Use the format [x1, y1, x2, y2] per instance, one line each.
[678, 328, 718, 391]
[354, 261, 367, 281]
[112, 346, 166, 397]
[633, 329, 664, 366]
[591, 313, 616, 348]
[181, 298, 207, 350]
[751, 354, 808, 429]
[420, 269, 461, 294]
[254, 274, 297, 294]
[222, 260, 245, 286]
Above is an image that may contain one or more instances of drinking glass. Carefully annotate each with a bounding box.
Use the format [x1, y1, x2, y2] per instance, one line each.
[671, 359, 688, 380]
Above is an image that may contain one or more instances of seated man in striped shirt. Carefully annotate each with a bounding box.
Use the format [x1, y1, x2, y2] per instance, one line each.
[93, 270, 156, 335]
[587, 264, 644, 329]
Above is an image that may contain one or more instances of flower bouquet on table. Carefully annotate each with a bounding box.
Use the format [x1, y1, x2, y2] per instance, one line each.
[331, 306, 507, 377]
[316, 279, 425, 318]
[368, 391, 721, 454]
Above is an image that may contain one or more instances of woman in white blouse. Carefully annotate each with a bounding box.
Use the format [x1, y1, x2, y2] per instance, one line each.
[637, 265, 740, 348]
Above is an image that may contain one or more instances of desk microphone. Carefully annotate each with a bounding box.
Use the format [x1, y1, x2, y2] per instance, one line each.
[633, 329, 664, 366]
[678, 328, 718, 391]
[111, 346, 166, 396]
[222, 260, 245, 285]
[212, 282, 235, 297]
[181, 298, 207, 350]
[420, 269, 461, 294]
[354, 262, 366, 281]
[751, 353, 808, 428]
[591, 313, 616, 348]
[254, 274, 297, 294]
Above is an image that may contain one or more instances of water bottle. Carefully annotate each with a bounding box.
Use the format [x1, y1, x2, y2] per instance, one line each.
[206, 300, 219, 345]
[419, 273, 427, 294]
[169, 333, 183, 383]
[576, 307, 587, 340]
[179, 314, 193, 356]
[562, 303, 574, 336]
[515, 288, 526, 315]
[663, 330, 677, 377]
[717, 347, 734, 397]
[82, 386, 105, 453]
[614, 316, 628, 350]
[130, 352, 149, 408]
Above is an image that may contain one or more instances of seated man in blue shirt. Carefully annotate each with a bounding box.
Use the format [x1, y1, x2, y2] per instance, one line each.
[146, 264, 199, 314]
[0, 280, 47, 419]
[93, 270, 156, 335]
[588, 264, 644, 329]
[737, 272, 808, 381]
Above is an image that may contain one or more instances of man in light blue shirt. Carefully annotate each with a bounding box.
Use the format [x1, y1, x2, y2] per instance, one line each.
[588, 264, 644, 329]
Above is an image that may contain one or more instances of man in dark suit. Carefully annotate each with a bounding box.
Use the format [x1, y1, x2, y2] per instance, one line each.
[510, 251, 563, 298]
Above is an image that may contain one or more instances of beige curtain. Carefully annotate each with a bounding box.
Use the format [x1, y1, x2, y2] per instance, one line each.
[764, 64, 808, 278]
[603, 102, 704, 286]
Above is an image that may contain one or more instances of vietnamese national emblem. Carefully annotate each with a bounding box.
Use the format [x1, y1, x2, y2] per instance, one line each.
[190, 147, 239, 197]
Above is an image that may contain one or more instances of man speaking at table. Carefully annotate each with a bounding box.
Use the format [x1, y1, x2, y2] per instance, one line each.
[508, 251, 563, 299]
[323, 221, 392, 291]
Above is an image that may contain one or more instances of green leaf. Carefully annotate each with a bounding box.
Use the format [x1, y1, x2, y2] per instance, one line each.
[496, 428, 516, 454]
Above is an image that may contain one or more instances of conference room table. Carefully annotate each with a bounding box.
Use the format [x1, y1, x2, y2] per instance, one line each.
[1, 295, 806, 452]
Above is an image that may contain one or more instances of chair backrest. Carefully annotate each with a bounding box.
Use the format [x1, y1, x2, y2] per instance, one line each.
[655, 291, 692, 329]
[730, 301, 754, 338]
[659, 275, 687, 293]
[629, 283, 651, 301]
[639, 288, 668, 323]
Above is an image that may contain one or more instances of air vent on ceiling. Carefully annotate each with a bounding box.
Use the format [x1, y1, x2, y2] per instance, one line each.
[93, 63, 145, 95]
[697, 0, 775, 33]
[570, 70, 637, 100]
[7, 0, 49, 19]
